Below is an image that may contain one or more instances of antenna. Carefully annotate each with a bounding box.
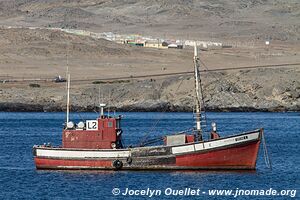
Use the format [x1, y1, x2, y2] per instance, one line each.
[107, 89, 111, 118]
[98, 85, 107, 118]
[98, 86, 101, 115]
[66, 44, 69, 78]
[66, 43, 70, 123]
[193, 42, 203, 141]
[66, 72, 71, 123]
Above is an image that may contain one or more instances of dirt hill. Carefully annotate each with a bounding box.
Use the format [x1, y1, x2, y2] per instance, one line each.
[0, 0, 299, 41]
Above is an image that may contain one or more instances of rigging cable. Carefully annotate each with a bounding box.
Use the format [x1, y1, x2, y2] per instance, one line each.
[200, 58, 272, 169]
[200, 59, 266, 128]
[138, 77, 186, 147]
[198, 64, 209, 138]
[262, 131, 272, 169]
[199, 59, 250, 111]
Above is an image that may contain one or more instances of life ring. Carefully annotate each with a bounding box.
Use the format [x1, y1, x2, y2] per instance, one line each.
[111, 143, 116, 149]
[113, 160, 123, 170]
[126, 157, 132, 164]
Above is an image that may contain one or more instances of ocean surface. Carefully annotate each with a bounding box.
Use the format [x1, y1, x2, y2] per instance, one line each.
[0, 112, 299, 199]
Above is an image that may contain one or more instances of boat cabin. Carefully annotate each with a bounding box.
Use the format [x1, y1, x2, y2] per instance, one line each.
[62, 115, 123, 149]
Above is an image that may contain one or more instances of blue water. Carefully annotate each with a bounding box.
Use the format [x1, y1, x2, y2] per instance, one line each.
[0, 112, 299, 199]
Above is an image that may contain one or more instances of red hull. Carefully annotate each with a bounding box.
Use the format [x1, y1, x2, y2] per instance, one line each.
[176, 141, 260, 169]
[35, 158, 112, 169]
[34, 130, 262, 170]
[34, 134, 261, 170]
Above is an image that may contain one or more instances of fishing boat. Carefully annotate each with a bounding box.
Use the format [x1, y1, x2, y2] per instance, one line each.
[33, 44, 263, 170]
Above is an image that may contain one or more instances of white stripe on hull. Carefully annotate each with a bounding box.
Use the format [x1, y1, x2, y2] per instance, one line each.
[35, 131, 260, 159]
[172, 131, 260, 154]
[36, 149, 130, 158]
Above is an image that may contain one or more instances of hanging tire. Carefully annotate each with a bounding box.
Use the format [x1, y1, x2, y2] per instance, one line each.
[113, 160, 123, 170]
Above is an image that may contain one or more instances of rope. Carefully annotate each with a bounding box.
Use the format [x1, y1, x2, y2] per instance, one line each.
[262, 131, 272, 169]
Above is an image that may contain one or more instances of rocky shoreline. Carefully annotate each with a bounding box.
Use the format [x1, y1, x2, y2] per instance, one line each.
[0, 102, 297, 112]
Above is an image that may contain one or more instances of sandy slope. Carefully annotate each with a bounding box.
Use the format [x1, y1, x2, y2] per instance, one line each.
[0, 27, 299, 79]
[0, 1, 299, 111]
[0, 27, 299, 112]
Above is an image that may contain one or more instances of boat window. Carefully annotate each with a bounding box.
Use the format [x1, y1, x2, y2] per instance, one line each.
[108, 121, 113, 127]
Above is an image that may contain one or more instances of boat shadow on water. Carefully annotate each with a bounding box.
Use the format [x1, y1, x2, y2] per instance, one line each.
[36, 169, 258, 175]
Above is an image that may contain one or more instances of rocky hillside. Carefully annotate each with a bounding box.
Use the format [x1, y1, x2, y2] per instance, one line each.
[1, 67, 299, 112]
[0, 0, 299, 41]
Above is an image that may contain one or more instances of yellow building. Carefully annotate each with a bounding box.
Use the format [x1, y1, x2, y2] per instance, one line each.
[144, 40, 168, 49]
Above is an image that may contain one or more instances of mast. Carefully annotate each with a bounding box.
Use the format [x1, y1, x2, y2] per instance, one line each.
[66, 73, 70, 123]
[193, 43, 203, 140]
